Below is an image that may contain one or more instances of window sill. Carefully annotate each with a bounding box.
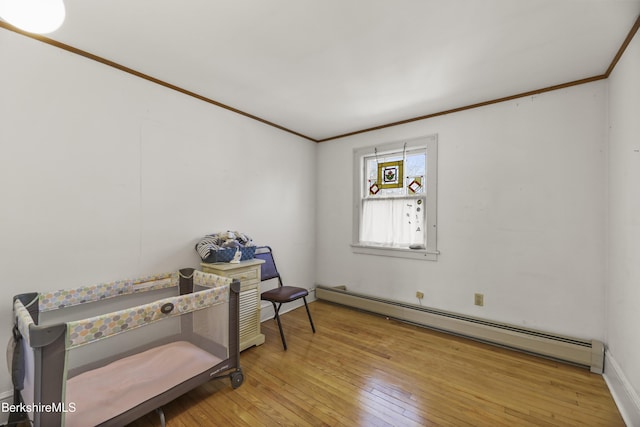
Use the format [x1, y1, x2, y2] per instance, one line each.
[351, 244, 439, 261]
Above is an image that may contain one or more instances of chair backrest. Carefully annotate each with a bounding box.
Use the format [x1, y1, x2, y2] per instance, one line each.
[254, 246, 282, 285]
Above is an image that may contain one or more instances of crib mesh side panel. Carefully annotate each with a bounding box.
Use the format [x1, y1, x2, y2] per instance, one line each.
[193, 284, 230, 360]
[39, 272, 179, 313]
[65, 316, 182, 373]
[65, 284, 230, 375]
[39, 273, 180, 325]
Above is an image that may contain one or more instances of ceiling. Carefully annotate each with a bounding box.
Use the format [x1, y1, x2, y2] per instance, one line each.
[5, 0, 640, 141]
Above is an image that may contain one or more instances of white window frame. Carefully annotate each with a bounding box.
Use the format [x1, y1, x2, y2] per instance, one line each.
[352, 135, 438, 261]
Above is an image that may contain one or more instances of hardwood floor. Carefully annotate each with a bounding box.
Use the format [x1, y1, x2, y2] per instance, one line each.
[129, 301, 624, 426]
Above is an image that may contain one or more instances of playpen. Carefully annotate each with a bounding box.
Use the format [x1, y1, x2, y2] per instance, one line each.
[8, 268, 242, 426]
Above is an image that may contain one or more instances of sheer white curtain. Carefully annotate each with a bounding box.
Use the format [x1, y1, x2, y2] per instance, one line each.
[360, 197, 425, 247]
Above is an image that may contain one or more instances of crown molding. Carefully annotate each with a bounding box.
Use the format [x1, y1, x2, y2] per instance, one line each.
[2, 14, 639, 143]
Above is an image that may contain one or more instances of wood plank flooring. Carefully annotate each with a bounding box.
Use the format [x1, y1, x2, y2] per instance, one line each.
[129, 301, 624, 426]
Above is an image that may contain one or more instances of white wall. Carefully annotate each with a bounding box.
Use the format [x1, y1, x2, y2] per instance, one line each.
[606, 29, 640, 425]
[0, 30, 316, 394]
[317, 82, 607, 341]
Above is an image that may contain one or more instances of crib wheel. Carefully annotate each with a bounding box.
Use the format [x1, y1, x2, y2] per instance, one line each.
[230, 370, 244, 389]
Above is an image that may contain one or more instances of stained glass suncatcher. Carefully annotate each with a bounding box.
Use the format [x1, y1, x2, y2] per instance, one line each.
[408, 177, 423, 193]
[377, 161, 403, 189]
[369, 182, 380, 195]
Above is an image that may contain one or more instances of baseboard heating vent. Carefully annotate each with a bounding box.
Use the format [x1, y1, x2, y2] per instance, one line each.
[316, 285, 604, 373]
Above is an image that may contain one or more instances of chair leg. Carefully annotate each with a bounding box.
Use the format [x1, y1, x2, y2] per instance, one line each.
[303, 297, 316, 333]
[156, 407, 166, 427]
[271, 302, 287, 351]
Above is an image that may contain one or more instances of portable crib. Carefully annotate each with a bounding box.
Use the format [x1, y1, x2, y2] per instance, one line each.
[8, 268, 242, 427]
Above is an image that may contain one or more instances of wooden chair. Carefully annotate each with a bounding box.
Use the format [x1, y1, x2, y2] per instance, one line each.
[255, 246, 315, 350]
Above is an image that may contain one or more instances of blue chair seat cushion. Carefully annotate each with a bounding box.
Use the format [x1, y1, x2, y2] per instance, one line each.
[261, 286, 308, 303]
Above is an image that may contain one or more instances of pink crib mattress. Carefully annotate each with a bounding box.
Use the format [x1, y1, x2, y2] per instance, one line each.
[65, 340, 222, 427]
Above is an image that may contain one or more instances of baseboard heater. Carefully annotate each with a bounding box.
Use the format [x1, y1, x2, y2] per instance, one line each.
[316, 285, 604, 373]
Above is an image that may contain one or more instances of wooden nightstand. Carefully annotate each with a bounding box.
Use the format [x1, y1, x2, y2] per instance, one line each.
[201, 258, 265, 351]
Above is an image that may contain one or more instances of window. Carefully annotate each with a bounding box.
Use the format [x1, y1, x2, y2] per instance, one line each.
[352, 135, 438, 260]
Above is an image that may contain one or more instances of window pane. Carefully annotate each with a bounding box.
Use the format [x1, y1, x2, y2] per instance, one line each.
[365, 151, 425, 197]
[405, 152, 425, 177]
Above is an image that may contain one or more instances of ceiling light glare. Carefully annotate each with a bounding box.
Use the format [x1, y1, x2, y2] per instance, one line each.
[0, 0, 66, 34]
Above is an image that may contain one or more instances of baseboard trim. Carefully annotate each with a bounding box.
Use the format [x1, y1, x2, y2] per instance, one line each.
[604, 352, 640, 426]
[316, 285, 603, 372]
